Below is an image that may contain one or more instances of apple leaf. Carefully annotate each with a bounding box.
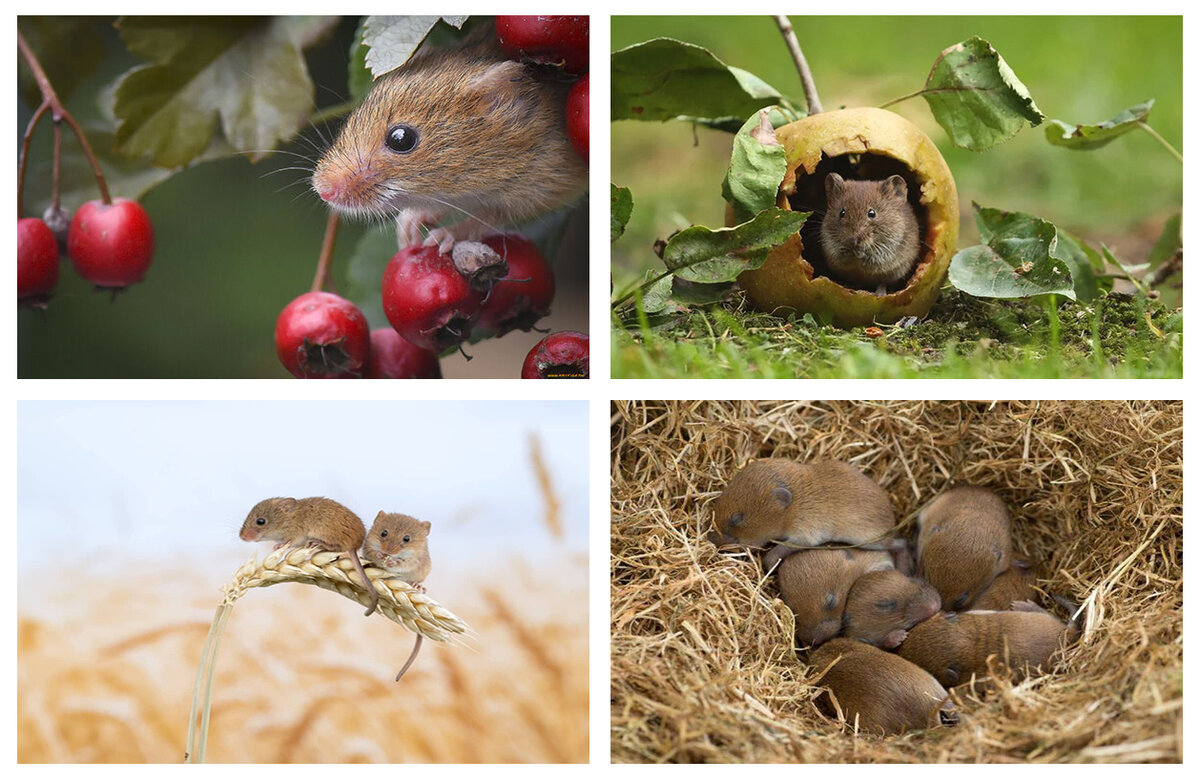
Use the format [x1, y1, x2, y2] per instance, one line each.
[1044, 100, 1154, 150]
[362, 15, 469, 77]
[347, 17, 373, 104]
[611, 38, 789, 127]
[948, 204, 1078, 300]
[112, 17, 338, 167]
[611, 184, 633, 243]
[663, 208, 809, 284]
[923, 37, 1044, 151]
[722, 108, 789, 223]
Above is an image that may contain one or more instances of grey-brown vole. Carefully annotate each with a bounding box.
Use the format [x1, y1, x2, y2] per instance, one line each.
[820, 173, 920, 295]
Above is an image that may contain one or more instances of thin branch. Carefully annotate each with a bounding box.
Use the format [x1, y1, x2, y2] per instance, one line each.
[17, 100, 50, 217]
[310, 210, 341, 293]
[1137, 121, 1183, 164]
[18, 30, 111, 204]
[774, 15, 822, 115]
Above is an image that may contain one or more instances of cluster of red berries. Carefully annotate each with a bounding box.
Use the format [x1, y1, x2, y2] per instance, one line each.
[275, 233, 588, 379]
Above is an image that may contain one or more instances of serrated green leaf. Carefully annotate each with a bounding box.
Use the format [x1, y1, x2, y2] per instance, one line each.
[722, 108, 788, 223]
[639, 274, 676, 314]
[112, 17, 320, 167]
[1148, 213, 1181, 267]
[362, 15, 468, 77]
[923, 37, 1044, 151]
[948, 204, 1076, 300]
[663, 208, 809, 284]
[1044, 100, 1154, 151]
[611, 184, 633, 243]
[347, 17, 373, 103]
[611, 38, 788, 126]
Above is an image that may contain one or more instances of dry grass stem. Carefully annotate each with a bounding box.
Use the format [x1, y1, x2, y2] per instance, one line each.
[610, 400, 1181, 763]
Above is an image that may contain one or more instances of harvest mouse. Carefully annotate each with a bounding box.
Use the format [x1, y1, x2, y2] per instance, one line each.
[971, 558, 1037, 611]
[311, 29, 587, 253]
[916, 486, 1013, 611]
[776, 548, 894, 647]
[808, 637, 958, 736]
[240, 497, 379, 617]
[710, 458, 898, 571]
[842, 569, 941, 649]
[897, 601, 1080, 689]
[820, 173, 920, 295]
[363, 512, 432, 681]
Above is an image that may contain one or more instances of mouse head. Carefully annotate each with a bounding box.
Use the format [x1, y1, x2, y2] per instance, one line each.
[844, 570, 942, 649]
[366, 512, 431, 562]
[239, 497, 298, 542]
[781, 549, 893, 647]
[823, 174, 909, 246]
[922, 540, 1007, 612]
[710, 460, 799, 547]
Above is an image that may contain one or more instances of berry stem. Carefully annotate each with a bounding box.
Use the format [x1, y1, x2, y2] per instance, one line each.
[310, 211, 341, 293]
[52, 117, 63, 211]
[17, 100, 50, 218]
[774, 15, 823, 115]
[17, 30, 111, 204]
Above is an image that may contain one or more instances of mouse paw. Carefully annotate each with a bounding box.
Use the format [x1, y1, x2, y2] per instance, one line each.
[411, 581, 427, 593]
[423, 227, 457, 255]
[396, 209, 441, 249]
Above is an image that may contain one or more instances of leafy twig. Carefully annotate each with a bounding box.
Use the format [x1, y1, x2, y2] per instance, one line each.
[774, 15, 822, 115]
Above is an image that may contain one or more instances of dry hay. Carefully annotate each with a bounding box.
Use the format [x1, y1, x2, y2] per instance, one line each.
[610, 400, 1181, 763]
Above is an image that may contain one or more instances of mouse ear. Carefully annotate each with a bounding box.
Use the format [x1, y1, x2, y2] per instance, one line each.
[467, 60, 527, 93]
[884, 174, 908, 200]
[825, 172, 845, 200]
[421, 521, 432, 534]
[278, 498, 297, 511]
[374, 510, 386, 521]
[773, 484, 793, 507]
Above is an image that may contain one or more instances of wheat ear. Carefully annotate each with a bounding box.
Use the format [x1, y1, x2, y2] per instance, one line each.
[185, 547, 471, 762]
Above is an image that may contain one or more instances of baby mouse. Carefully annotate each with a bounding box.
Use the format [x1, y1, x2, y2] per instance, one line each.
[776, 547, 895, 647]
[820, 173, 920, 295]
[916, 486, 1013, 611]
[897, 601, 1081, 690]
[312, 29, 587, 253]
[240, 497, 379, 617]
[363, 512, 433, 681]
[710, 458, 898, 572]
[842, 569, 941, 649]
[808, 637, 958, 736]
[971, 558, 1038, 611]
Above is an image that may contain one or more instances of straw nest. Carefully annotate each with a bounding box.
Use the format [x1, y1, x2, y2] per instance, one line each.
[610, 400, 1181, 763]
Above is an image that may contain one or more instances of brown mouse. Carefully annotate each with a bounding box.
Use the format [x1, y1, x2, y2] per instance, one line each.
[896, 602, 1081, 689]
[311, 30, 587, 253]
[240, 497, 379, 616]
[710, 458, 897, 571]
[971, 558, 1037, 611]
[843, 569, 941, 649]
[916, 486, 1013, 611]
[363, 512, 433, 681]
[820, 173, 920, 295]
[776, 548, 895, 647]
[808, 637, 958, 736]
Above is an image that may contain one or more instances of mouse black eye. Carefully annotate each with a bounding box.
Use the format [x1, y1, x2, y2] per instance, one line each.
[255, 517, 266, 526]
[402, 534, 412, 543]
[727, 512, 744, 528]
[385, 124, 419, 154]
[867, 208, 877, 219]
[838, 208, 846, 218]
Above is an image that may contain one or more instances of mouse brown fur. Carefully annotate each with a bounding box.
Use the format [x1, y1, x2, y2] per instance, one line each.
[809, 638, 958, 736]
[711, 458, 896, 571]
[971, 558, 1038, 611]
[312, 31, 587, 252]
[240, 497, 379, 616]
[820, 173, 921, 295]
[843, 570, 942, 649]
[916, 486, 1013, 611]
[776, 548, 894, 647]
[897, 603, 1080, 689]
[364, 512, 433, 681]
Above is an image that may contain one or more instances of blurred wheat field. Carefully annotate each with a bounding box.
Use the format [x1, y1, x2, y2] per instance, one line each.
[18, 552, 587, 763]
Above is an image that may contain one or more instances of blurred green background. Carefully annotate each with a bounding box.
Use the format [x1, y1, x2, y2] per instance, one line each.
[611, 16, 1182, 289]
[18, 17, 588, 379]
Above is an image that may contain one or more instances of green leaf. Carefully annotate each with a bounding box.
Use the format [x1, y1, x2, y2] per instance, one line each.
[638, 274, 677, 314]
[362, 15, 469, 77]
[346, 226, 400, 329]
[663, 208, 809, 284]
[948, 204, 1076, 300]
[611, 185, 634, 243]
[923, 37, 1044, 151]
[611, 38, 788, 126]
[1053, 230, 1101, 302]
[1148, 212, 1182, 267]
[722, 108, 789, 223]
[113, 17, 333, 167]
[347, 17, 373, 104]
[1044, 100, 1154, 150]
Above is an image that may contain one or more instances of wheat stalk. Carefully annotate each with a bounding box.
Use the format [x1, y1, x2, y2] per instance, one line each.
[185, 547, 472, 762]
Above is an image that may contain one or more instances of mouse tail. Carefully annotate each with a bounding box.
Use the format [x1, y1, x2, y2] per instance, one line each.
[395, 635, 424, 682]
[348, 548, 379, 617]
